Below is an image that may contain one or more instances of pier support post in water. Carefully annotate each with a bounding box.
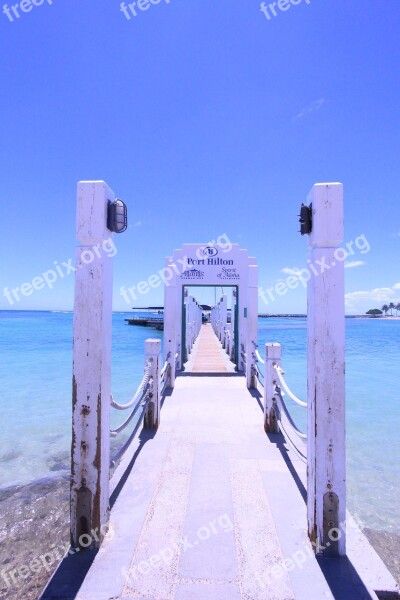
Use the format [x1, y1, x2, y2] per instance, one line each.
[264, 343, 281, 433]
[144, 339, 161, 429]
[71, 181, 115, 548]
[306, 183, 346, 556]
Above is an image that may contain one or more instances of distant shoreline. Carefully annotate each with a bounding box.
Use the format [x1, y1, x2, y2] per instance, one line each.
[0, 310, 399, 319]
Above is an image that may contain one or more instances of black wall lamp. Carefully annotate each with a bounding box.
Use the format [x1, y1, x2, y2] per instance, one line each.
[299, 203, 312, 235]
[107, 199, 128, 233]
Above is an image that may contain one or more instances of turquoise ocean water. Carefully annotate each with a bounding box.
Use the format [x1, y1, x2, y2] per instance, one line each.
[0, 311, 399, 597]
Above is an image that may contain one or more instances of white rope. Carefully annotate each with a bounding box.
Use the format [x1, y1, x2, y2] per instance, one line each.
[274, 390, 307, 463]
[110, 379, 152, 436]
[277, 416, 307, 463]
[252, 361, 264, 379]
[111, 360, 152, 411]
[275, 389, 307, 440]
[160, 360, 169, 380]
[273, 364, 307, 408]
[254, 349, 265, 365]
[252, 364, 265, 388]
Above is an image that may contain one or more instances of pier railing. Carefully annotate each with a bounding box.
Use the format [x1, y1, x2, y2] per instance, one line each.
[71, 180, 346, 558]
[184, 293, 202, 361]
[211, 295, 228, 343]
[109, 344, 175, 469]
[252, 342, 307, 462]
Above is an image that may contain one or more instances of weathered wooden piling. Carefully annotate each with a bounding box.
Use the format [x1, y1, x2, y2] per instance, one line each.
[71, 181, 114, 548]
[306, 182, 346, 556]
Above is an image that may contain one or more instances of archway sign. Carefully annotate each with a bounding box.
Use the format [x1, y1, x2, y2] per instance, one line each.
[163, 243, 258, 388]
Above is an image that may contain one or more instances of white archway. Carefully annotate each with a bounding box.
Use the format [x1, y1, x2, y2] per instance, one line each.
[163, 243, 258, 387]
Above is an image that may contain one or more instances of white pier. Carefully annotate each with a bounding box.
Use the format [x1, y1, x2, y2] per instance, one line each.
[40, 181, 399, 600]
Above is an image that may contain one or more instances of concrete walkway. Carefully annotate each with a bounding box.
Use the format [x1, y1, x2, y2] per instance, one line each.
[41, 367, 399, 600]
[73, 376, 339, 600]
[44, 372, 399, 600]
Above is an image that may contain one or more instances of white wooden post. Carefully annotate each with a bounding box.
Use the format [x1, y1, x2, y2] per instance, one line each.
[231, 291, 236, 362]
[264, 343, 281, 433]
[220, 295, 227, 343]
[144, 339, 161, 429]
[163, 265, 177, 387]
[184, 294, 189, 358]
[71, 180, 114, 548]
[246, 264, 259, 389]
[211, 305, 217, 334]
[306, 183, 346, 556]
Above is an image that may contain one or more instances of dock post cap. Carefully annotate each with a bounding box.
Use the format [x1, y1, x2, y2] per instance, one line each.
[307, 182, 344, 249]
[265, 343, 282, 360]
[145, 339, 162, 354]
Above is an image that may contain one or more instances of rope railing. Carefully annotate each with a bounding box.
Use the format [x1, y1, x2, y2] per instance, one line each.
[274, 391, 307, 463]
[254, 349, 265, 365]
[251, 347, 264, 369]
[251, 361, 264, 387]
[274, 385, 307, 440]
[274, 387, 307, 463]
[160, 373, 170, 396]
[254, 342, 307, 462]
[273, 363, 307, 408]
[110, 377, 153, 437]
[110, 346, 177, 466]
[160, 352, 171, 382]
[111, 351, 174, 438]
[110, 360, 152, 411]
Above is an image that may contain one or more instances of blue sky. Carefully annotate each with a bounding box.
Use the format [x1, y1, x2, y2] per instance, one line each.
[0, 0, 399, 314]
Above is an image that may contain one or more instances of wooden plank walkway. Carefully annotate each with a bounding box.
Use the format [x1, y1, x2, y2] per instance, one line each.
[187, 324, 233, 373]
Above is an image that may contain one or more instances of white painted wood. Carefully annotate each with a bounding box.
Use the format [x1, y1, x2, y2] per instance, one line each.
[144, 339, 161, 429]
[186, 295, 194, 354]
[231, 290, 237, 361]
[264, 343, 281, 433]
[163, 265, 177, 386]
[306, 183, 346, 556]
[162, 244, 258, 374]
[71, 180, 115, 548]
[219, 295, 227, 343]
[246, 263, 259, 388]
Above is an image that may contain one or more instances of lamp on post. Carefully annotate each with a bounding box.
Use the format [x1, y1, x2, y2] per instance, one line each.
[107, 199, 128, 233]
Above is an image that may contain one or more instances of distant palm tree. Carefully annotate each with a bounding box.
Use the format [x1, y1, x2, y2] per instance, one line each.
[389, 302, 395, 316]
[396, 302, 400, 316]
[382, 304, 389, 316]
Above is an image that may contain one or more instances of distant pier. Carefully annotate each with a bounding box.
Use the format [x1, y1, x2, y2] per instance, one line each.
[125, 307, 164, 330]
